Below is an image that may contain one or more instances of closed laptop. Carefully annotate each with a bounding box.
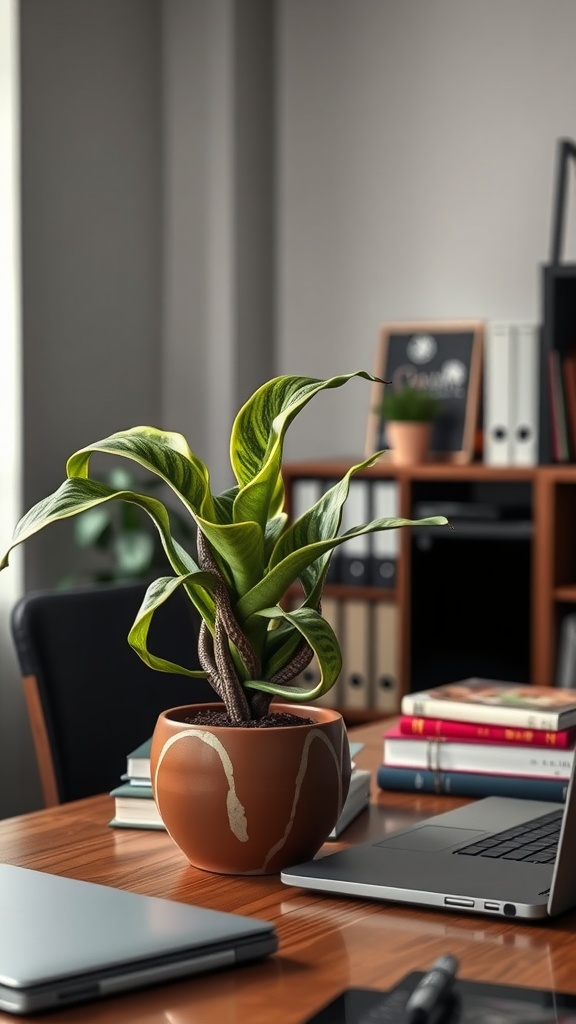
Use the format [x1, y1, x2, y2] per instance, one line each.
[0, 864, 277, 1014]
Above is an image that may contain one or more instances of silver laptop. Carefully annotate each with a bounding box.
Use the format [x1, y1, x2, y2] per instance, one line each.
[0, 864, 277, 1014]
[281, 755, 576, 921]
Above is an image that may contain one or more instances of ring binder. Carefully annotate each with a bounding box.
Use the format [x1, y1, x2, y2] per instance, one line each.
[539, 138, 576, 464]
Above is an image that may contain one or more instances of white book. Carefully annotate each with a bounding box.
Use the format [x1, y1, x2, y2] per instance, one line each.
[326, 768, 371, 839]
[383, 726, 574, 779]
[401, 678, 576, 732]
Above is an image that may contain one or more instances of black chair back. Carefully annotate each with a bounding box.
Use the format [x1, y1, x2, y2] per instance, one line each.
[11, 580, 217, 804]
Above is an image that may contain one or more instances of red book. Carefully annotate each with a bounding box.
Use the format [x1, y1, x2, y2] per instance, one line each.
[398, 714, 576, 749]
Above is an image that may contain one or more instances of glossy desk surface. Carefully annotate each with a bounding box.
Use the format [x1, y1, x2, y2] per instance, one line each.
[2, 718, 576, 1023]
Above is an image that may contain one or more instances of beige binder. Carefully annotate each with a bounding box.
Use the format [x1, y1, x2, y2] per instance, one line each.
[372, 601, 399, 713]
[341, 599, 371, 710]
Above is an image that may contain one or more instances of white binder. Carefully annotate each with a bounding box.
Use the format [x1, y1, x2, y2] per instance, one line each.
[339, 480, 370, 585]
[341, 599, 371, 710]
[484, 321, 515, 465]
[370, 480, 399, 588]
[372, 602, 399, 713]
[291, 477, 322, 521]
[512, 323, 539, 466]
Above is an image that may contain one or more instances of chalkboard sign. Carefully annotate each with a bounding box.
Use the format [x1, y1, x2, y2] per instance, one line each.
[365, 320, 484, 463]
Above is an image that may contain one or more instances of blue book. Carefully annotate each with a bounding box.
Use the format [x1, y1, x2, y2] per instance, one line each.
[377, 764, 570, 802]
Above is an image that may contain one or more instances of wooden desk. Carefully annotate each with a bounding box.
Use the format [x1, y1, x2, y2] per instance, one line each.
[2, 719, 576, 1022]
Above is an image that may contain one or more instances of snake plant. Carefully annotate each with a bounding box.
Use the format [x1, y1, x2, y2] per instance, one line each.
[1, 371, 448, 723]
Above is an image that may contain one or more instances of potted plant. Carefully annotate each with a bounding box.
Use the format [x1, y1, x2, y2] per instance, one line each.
[1, 371, 448, 874]
[377, 384, 441, 465]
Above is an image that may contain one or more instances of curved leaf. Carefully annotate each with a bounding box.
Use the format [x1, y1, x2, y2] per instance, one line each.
[230, 372, 382, 529]
[66, 426, 217, 522]
[0, 478, 216, 624]
[271, 453, 383, 596]
[245, 605, 342, 701]
[239, 515, 450, 620]
[128, 573, 217, 676]
[194, 516, 265, 600]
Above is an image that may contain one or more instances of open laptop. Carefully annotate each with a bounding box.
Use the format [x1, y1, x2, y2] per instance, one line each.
[281, 755, 576, 921]
[0, 864, 277, 1014]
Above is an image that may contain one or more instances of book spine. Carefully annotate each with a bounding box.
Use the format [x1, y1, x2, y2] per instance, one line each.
[376, 765, 569, 802]
[400, 695, 570, 732]
[382, 737, 573, 778]
[398, 715, 576, 749]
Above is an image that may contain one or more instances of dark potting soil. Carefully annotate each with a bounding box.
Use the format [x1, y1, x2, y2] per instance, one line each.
[183, 709, 315, 728]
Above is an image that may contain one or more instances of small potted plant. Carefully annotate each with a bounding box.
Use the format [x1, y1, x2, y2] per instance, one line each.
[1, 371, 447, 874]
[377, 384, 441, 465]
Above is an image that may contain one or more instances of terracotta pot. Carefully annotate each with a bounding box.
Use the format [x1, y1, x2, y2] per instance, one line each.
[386, 420, 433, 465]
[150, 702, 351, 875]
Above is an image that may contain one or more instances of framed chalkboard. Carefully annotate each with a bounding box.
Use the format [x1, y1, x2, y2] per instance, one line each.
[365, 320, 484, 463]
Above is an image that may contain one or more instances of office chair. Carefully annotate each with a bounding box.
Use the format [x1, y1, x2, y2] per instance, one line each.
[11, 580, 218, 806]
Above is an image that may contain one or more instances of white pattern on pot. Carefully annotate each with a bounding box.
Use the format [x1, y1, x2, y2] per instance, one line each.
[260, 729, 342, 871]
[154, 729, 249, 842]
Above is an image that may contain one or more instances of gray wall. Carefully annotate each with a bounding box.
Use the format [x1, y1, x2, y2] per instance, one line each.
[277, 0, 576, 458]
[2, 0, 275, 816]
[162, 0, 275, 493]
[4, 0, 576, 814]
[20, 0, 163, 591]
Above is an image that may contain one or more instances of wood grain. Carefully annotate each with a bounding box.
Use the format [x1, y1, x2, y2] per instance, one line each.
[1, 719, 576, 1023]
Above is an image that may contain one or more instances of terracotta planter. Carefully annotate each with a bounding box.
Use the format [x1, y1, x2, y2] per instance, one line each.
[386, 420, 433, 465]
[150, 702, 351, 875]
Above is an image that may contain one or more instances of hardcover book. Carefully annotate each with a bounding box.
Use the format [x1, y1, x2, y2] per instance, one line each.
[398, 714, 576, 748]
[401, 679, 576, 732]
[124, 737, 366, 784]
[376, 764, 570, 802]
[383, 725, 575, 779]
[124, 737, 152, 782]
[109, 768, 371, 837]
[108, 782, 163, 830]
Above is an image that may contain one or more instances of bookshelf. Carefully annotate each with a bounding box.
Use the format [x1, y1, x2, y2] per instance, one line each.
[283, 458, 576, 722]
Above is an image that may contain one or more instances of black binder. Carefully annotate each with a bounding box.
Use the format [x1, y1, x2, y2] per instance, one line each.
[539, 137, 576, 463]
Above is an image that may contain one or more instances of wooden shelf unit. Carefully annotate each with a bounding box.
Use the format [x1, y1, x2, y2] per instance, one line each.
[283, 458, 576, 716]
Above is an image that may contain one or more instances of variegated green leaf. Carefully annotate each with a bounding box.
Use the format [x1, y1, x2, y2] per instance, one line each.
[128, 573, 216, 676]
[271, 452, 383, 596]
[194, 516, 265, 600]
[66, 426, 217, 522]
[0, 478, 216, 625]
[245, 605, 342, 701]
[230, 372, 382, 529]
[0, 369, 454, 722]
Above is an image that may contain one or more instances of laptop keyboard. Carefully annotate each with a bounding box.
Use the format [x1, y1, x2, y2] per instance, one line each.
[453, 809, 563, 864]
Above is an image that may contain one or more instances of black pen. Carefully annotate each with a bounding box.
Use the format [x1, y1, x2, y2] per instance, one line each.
[404, 954, 459, 1023]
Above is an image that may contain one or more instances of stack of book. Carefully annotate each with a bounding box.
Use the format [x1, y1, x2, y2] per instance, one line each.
[109, 739, 371, 840]
[378, 678, 576, 801]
